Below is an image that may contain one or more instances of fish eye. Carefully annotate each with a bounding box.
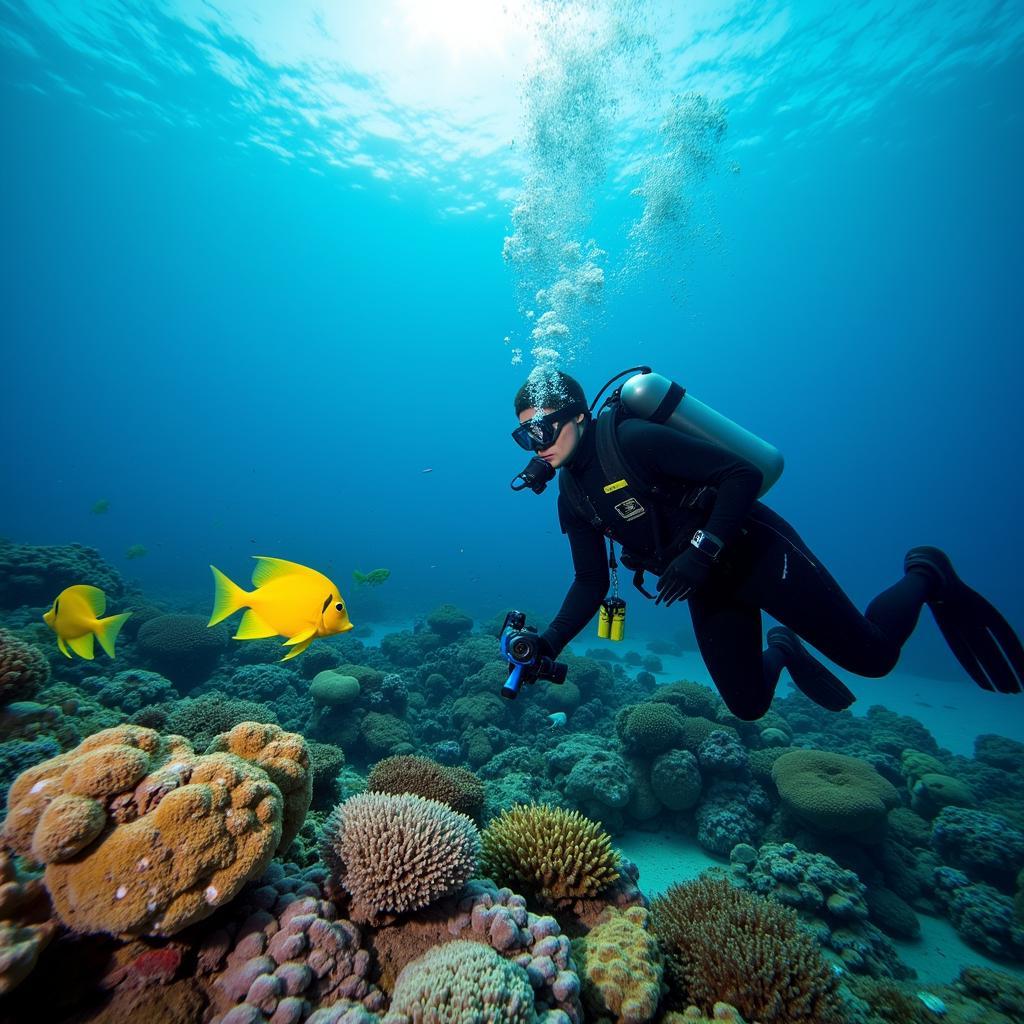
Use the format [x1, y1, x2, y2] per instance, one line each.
[335, 602, 343, 612]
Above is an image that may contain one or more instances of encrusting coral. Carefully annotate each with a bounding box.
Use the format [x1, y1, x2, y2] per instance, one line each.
[571, 905, 665, 1024]
[1, 721, 311, 937]
[481, 804, 620, 903]
[0, 849, 56, 995]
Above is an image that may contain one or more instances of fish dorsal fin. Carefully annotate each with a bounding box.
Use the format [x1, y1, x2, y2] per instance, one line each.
[234, 609, 278, 640]
[250, 556, 321, 589]
[72, 585, 106, 616]
[67, 633, 96, 660]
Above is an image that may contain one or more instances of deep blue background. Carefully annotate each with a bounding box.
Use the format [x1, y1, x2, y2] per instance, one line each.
[1, 8, 1021, 685]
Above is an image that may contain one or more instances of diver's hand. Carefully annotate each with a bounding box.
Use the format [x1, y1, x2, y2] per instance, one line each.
[655, 547, 717, 606]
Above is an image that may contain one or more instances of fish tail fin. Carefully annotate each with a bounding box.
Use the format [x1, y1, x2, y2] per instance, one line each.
[209, 565, 249, 626]
[94, 612, 131, 658]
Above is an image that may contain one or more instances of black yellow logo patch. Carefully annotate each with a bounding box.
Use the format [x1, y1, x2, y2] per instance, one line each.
[604, 479, 628, 494]
[614, 497, 646, 521]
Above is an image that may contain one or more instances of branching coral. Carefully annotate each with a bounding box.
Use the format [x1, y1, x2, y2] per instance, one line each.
[650, 877, 845, 1024]
[481, 804, 620, 903]
[320, 792, 480, 918]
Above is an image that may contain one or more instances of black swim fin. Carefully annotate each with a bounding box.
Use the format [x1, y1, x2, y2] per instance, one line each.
[905, 546, 1024, 694]
[767, 626, 857, 712]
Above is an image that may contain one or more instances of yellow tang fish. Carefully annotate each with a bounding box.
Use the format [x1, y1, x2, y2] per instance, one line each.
[42, 585, 132, 660]
[208, 555, 353, 661]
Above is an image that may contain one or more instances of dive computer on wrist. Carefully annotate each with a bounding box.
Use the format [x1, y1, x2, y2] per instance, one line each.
[691, 529, 724, 561]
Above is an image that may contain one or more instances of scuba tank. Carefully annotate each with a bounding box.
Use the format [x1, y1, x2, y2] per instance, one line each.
[618, 369, 783, 496]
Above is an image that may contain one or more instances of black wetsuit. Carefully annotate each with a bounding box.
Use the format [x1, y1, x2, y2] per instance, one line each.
[541, 418, 933, 720]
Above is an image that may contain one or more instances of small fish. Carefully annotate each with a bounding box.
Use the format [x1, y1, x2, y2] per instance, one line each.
[353, 568, 391, 587]
[208, 555, 353, 661]
[90, 498, 110, 515]
[421, 468, 433, 474]
[125, 544, 148, 560]
[43, 585, 131, 660]
[914, 701, 933, 709]
[548, 712, 567, 727]
[917, 992, 946, 1015]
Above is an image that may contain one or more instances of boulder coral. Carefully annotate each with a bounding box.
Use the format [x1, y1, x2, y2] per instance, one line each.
[136, 613, 227, 686]
[1, 722, 311, 937]
[616, 703, 687, 754]
[367, 754, 485, 820]
[320, 792, 480, 919]
[771, 749, 900, 839]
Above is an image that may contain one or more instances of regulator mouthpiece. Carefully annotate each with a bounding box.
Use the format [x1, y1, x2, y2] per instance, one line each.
[510, 456, 556, 494]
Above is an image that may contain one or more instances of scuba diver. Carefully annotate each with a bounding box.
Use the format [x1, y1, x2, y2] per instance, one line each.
[509, 367, 1024, 720]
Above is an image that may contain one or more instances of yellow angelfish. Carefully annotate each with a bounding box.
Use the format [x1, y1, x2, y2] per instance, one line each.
[208, 555, 353, 661]
[42, 585, 132, 660]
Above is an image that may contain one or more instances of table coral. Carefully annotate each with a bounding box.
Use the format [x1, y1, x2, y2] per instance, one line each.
[771, 749, 900, 839]
[1, 722, 310, 937]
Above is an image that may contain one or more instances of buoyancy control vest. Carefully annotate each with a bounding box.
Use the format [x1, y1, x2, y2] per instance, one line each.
[558, 368, 785, 579]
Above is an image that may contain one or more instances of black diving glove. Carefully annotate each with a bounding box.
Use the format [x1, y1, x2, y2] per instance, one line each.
[655, 546, 717, 606]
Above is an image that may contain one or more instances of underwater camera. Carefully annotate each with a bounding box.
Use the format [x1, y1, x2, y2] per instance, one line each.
[499, 610, 567, 699]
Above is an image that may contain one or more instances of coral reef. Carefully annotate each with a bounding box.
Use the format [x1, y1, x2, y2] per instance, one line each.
[136, 614, 227, 687]
[381, 940, 542, 1024]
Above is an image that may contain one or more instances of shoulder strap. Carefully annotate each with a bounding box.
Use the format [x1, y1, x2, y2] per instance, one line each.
[595, 407, 657, 500]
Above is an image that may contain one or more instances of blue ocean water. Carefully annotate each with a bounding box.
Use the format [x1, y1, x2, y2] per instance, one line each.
[1, 1, 1024, 1017]
[2, 1, 1021, 665]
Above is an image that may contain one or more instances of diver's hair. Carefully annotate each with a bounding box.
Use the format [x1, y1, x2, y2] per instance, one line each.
[514, 368, 588, 416]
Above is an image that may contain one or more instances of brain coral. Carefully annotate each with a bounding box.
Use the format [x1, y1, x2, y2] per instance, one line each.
[382, 940, 537, 1024]
[616, 703, 686, 754]
[310, 670, 361, 706]
[136, 613, 226, 685]
[571, 906, 665, 1024]
[320, 792, 480, 918]
[367, 755, 485, 820]
[771, 749, 900, 839]
[651, 877, 845, 1024]
[0, 628, 50, 704]
[481, 804, 620, 903]
[0, 722, 309, 937]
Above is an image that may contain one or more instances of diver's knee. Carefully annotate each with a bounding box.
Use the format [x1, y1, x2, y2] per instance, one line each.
[721, 692, 773, 722]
